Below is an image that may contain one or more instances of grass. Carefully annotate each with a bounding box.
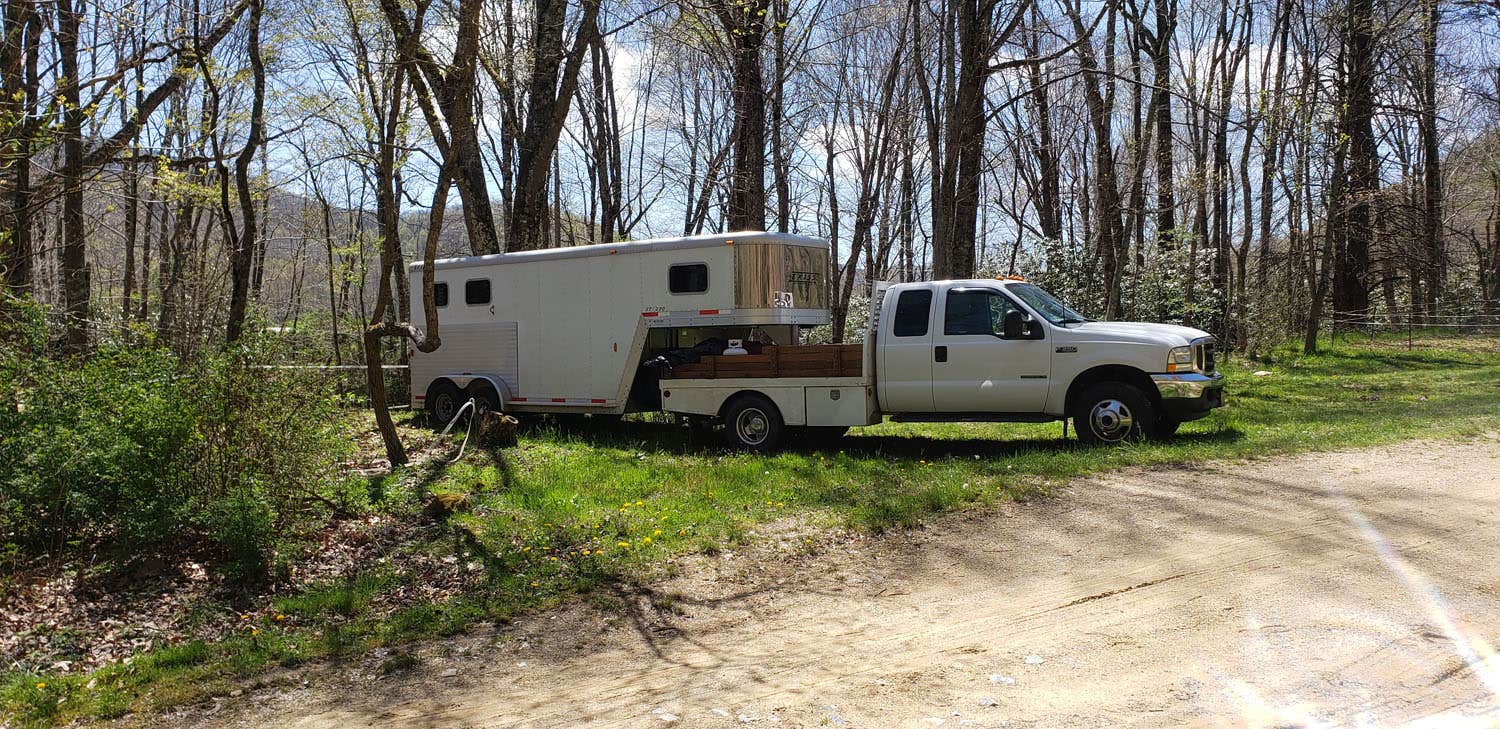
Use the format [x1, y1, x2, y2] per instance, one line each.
[5, 332, 1499, 726]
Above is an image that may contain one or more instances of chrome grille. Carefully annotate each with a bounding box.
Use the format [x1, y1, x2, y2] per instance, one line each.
[1194, 341, 1216, 374]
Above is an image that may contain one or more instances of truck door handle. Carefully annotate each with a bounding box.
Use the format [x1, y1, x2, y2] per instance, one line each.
[934, 345, 947, 363]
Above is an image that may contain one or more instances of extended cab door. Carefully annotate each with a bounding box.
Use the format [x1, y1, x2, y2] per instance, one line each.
[931, 286, 1051, 412]
[876, 287, 937, 412]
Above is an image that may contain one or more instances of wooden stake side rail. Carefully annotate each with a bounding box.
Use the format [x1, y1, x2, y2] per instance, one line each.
[660, 344, 863, 379]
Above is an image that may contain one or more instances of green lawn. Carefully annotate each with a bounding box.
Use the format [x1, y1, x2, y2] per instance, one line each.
[6, 333, 1499, 726]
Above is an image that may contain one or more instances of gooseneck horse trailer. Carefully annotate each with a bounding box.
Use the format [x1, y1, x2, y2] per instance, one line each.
[409, 231, 833, 421]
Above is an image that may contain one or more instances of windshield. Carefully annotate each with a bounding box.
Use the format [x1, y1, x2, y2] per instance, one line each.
[1007, 283, 1090, 325]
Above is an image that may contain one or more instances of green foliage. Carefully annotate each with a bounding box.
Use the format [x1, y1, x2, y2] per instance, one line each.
[0, 312, 351, 580]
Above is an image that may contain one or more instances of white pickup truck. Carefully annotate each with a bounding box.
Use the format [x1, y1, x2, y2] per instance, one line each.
[660, 278, 1225, 450]
[408, 232, 1225, 451]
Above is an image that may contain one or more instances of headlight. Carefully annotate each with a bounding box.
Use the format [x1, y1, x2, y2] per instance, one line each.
[1167, 346, 1194, 372]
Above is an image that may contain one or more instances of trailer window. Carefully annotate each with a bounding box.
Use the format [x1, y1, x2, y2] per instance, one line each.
[465, 279, 491, 305]
[892, 290, 932, 337]
[432, 282, 449, 307]
[668, 263, 709, 294]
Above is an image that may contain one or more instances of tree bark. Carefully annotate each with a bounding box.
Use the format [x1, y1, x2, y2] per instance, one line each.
[509, 0, 602, 249]
[1333, 0, 1376, 320]
[226, 0, 267, 343]
[720, 0, 771, 233]
[57, 0, 89, 351]
[1418, 0, 1442, 316]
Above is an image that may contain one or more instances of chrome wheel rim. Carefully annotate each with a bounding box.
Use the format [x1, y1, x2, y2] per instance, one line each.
[1088, 399, 1134, 442]
[734, 407, 770, 446]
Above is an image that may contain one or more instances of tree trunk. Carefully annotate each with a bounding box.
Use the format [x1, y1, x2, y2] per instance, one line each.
[57, 0, 89, 351]
[1333, 0, 1376, 320]
[226, 0, 266, 343]
[1, 0, 40, 299]
[1418, 0, 1442, 315]
[508, 0, 601, 250]
[1151, 0, 1177, 248]
[722, 0, 770, 233]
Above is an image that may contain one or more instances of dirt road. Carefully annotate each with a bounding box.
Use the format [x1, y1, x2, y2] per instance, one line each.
[213, 439, 1500, 728]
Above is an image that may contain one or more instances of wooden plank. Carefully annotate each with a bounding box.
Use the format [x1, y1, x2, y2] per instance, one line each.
[660, 344, 865, 380]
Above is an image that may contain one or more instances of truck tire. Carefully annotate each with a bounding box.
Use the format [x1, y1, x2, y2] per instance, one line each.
[426, 380, 466, 428]
[1072, 382, 1154, 445]
[723, 394, 785, 452]
[1151, 416, 1181, 440]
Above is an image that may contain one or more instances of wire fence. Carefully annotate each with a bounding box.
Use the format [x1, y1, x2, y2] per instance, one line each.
[1325, 300, 1500, 349]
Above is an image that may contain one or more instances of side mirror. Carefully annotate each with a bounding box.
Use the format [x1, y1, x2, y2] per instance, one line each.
[1026, 319, 1044, 339]
[1002, 309, 1024, 339]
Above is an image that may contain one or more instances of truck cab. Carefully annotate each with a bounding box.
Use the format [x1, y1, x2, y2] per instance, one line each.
[872, 279, 1224, 444]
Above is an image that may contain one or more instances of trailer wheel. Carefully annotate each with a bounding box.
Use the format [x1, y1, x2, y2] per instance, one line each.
[723, 394, 785, 452]
[466, 381, 502, 415]
[426, 380, 466, 428]
[1071, 381, 1153, 445]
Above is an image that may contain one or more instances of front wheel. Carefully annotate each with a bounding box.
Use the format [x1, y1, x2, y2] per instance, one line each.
[722, 394, 785, 452]
[1071, 382, 1154, 445]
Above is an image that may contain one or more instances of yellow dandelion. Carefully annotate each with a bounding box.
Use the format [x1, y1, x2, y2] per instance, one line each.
[642, 537, 652, 545]
[617, 541, 630, 548]
[582, 549, 591, 555]
[653, 529, 662, 537]
[35, 682, 45, 690]
[251, 628, 260, 636]
[530, 581, 539, 587]
[635, 500, 643, 507]
[239, 613, 249, 621]
[274, 614, 285, 621]
[776, 502, 785, 507]
[549, 556, 558, 561]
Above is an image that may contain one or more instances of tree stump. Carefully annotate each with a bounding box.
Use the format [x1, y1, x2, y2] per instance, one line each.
[424, 491, 472, 520]
[476, 411, 519, 448]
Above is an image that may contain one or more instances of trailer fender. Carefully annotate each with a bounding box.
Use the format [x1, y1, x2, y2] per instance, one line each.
[425, 374, 515, 412]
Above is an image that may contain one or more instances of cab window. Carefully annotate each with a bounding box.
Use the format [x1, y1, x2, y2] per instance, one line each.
[943, 289, 1018, 336]
[892, 290, 932, 337]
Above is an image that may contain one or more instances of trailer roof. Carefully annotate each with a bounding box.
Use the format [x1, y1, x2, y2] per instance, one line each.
[413, 231, 826, 272]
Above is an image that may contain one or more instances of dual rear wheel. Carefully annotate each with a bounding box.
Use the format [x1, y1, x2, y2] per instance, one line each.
[720, 394, 848, 452]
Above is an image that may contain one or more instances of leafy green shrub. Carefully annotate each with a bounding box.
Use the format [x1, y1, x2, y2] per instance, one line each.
[0, 310, 351, 581]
